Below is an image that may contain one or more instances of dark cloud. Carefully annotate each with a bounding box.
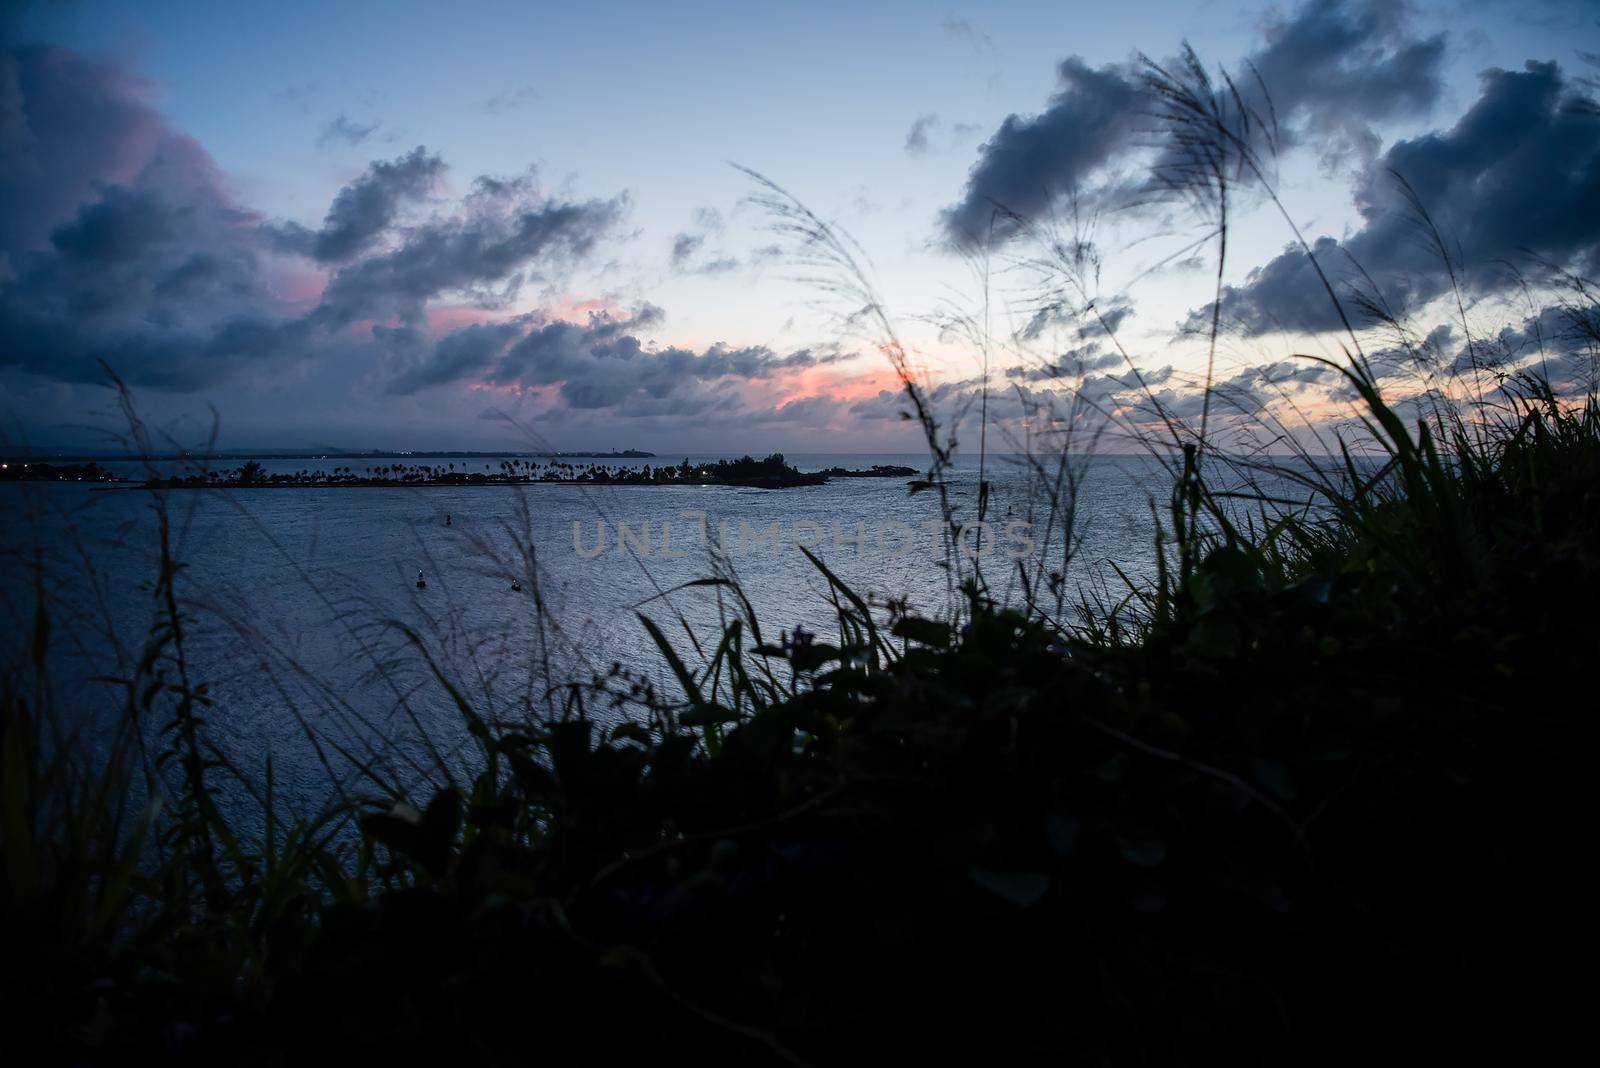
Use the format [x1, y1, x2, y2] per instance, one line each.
[1, 46, 174, 253]
[317, 114, 381, 148]
[1194, 60, 1600, 336]
[384, 304, 851, 422]
[491, 313, 836, 412]
[0, 65, 310, 388]
[384, 318, 524, 394]
[941, 57, 1146, 245]
[310, 178, 625, 327]
[940, 0, 1447, 246]
[0, 46, 626, 393]
[1243, 0, 1444, 168]
[1187, 235, 1348, 337]
[272, 147, 445, 263]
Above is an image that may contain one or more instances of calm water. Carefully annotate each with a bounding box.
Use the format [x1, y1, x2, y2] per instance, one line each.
[2, 450, 1287, 819]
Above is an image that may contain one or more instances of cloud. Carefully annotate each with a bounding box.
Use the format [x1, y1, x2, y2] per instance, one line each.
[1446, 304, 1599, 379]
[482, 85, 538, 115]
[0, 46, 174, 253]
[310, 174, 625, 327]
[940, 0, 1447, 246]
[0, 45, 626, 393]
[905, 114, 939, 155]
[848, 388, 907, 421]
[1080, 300, 1134, 338]
[317, 114, 381, 148]
[489, 311, 841, 413]
[667, 210, 739, 274]
[383, 318, 525, 394]
[901, 114, 980, 156]
[383, 302, 858, 429]
[1007, 341, 1125, 382]
[1192, 59, 1600, 336]
[669, 231, 703, 266]
[272, 146, 445, 263]
[876, 352, 1349, 443]
[0, 51, 313, 388]
[1242, 0, 1445, 168]
[940, 57, 1146, 245]
[1015, 295, 1135, 343]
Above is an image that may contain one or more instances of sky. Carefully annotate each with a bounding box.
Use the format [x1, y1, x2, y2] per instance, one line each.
[1, 0, 1597, 454]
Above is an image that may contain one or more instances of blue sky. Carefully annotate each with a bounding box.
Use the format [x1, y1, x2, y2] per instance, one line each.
[2, 1, 1597, 452]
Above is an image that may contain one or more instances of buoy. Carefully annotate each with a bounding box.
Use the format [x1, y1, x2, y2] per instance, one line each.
[511, 581, 522, 592]
[445, 514, 452, 526]
[416, 569, 427, 589]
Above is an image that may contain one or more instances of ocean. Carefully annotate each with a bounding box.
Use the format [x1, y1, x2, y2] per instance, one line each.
[2, 450, 1263, 820]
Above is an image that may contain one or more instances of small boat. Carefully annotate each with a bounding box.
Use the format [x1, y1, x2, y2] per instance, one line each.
[416, 569, 427, 589]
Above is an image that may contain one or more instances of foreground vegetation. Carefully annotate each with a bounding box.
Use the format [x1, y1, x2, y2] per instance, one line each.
[3, 365, 1595, 1063]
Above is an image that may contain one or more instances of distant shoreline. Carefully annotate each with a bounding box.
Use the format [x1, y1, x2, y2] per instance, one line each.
[2, 449, 658, 463]
[133, 464, 920, 492]
[3, 457, 919, 492]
